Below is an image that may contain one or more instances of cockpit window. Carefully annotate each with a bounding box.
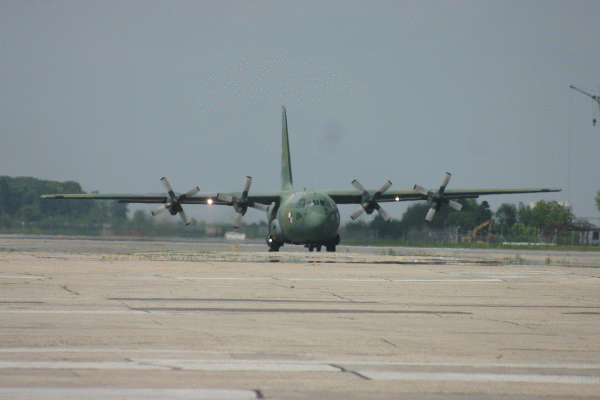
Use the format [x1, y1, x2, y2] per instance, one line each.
[295, 198, 331, 208]
[306, 199, 324, 207]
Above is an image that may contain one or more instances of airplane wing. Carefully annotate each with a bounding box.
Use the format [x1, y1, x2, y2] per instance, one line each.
[323, 187, 561, 204]
[322, 173, 560, 222]
[42, 175, 282, 227]
[41, 191, 280, 206]
[42, 192, 216, 204]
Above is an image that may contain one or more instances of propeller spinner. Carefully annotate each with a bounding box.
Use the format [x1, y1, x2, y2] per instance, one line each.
[350, 180, 393, 221]
[217, 176, 269, 228]
[151, 177, 199, 225]
[413, 172, 462, 222]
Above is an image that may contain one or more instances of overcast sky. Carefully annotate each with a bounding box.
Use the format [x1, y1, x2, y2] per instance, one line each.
[2, 1, 599, 224]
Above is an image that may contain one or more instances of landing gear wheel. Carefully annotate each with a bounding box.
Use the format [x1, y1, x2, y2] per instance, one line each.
[325, 234, 339, 252]
[267, 235, 280, 252]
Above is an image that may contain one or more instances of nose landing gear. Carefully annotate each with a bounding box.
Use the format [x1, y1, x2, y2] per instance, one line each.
[267, 235, 281, 252]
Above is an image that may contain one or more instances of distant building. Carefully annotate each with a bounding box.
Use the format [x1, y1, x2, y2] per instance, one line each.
[225, 232, 246, 241]
[591, 229, 600, 246]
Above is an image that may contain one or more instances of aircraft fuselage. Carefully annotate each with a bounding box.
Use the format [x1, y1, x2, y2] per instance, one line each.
[267, 191, 340, 252]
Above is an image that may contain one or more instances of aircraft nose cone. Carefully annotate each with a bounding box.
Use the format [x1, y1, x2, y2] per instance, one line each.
[305, 211, 326, 228]
[305, 210, 336, 239]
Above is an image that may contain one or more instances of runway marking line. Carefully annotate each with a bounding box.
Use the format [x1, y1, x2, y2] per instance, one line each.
[2, 350, 600, 370]
[169, 276, 503, 283]
[0, 358, 598, 385]
[360, 370, 600, 384]
[0, 388, 258, 400]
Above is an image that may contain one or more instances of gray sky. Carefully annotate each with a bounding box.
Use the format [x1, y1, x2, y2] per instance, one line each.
[2, 1, 599, 224]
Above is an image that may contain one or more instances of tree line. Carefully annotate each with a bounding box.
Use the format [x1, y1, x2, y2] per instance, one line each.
[1, 176, 128, 235]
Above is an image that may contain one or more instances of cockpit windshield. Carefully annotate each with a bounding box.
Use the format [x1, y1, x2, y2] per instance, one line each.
[294, 198, 332, 208]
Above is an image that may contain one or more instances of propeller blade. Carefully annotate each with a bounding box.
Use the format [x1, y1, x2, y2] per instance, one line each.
[350, 206, 365, 220]
[242, 176, 252, 194]
[448, 200, 462, 211]
[377, 206, 391, 222]
[179, 210, 190, 225]
[376, 180, 392, 196]
[233, 213, 243, 228]
[183, 186, 200, 198]
[350, 179, 393, 220]
[440, 172, 451, 192]
[223, 176, 264, 226]
[217, 193, 235, 203]
[250, 201, 269, 212]
[151, 204, 168, 216]
[160, 177, 175, 197]
[425, 208, 436, 222]
[416, 172, 462, 222]
[413, 185, 429, 196]
[351, 179, 366, 193]
[153, 177, 199, 224]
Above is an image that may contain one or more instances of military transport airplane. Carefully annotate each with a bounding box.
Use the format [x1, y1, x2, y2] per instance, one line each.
[43, 106, 560, 252]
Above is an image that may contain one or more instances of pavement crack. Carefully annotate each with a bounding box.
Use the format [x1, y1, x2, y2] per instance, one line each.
[330, 293, 352, 302]
[60, 285, 80, 296]
[329, 364, 371, 380]
[381, 338, 399, 347]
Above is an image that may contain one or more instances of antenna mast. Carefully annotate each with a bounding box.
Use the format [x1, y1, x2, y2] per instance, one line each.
[569, 85, 600, 126]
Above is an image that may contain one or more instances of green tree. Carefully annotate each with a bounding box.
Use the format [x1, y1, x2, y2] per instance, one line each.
[16, 203, 43, 222]
[398, 203, 430, 232]
[109, 201, 128, 220]
[443, 199, 491, 232]
[509, 222, 539, 242]
[518, 200, 572, 227]
[0, 176, 18, 215]
[495, 203, 517, 233]
[369, 214, 403, 239]
[444, 205, 477, 231]
[596, 190, 600, 212]
[132, 209, 149, 225]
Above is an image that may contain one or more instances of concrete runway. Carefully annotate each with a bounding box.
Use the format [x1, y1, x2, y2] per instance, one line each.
[1, 235, 599, 399]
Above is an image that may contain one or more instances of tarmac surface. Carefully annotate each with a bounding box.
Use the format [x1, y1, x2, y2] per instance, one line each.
[1, 235, 599, 399]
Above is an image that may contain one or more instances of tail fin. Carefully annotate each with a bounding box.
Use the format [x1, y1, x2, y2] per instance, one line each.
[281, 106, 294, 190]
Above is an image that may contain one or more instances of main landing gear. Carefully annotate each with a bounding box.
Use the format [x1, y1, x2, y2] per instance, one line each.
[306, 235, 340, 252]
[306, 243, 322, 252]
[267, 235, 340, 253]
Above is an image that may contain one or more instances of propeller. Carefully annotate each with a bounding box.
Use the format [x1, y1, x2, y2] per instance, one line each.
[151, 177, 199, 225]
[350, 180, 392, 221]
[217, 176, 269, 228]
[413, 172, 463, 222]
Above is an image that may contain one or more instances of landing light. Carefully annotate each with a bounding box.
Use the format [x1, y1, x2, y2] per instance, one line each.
[207, 198, 213, 205]
[395, 196, 400, 201]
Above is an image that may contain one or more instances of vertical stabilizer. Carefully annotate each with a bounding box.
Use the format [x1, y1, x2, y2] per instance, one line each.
[281, 106, 294, 190]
